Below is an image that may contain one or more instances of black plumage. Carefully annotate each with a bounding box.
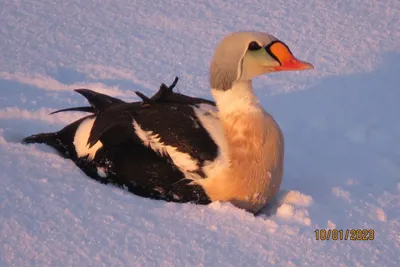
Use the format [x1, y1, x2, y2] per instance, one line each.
[23, 77, 219, 205]
[50, 88, 126, 115]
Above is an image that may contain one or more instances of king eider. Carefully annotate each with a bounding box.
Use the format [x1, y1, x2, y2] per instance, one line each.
[23, 31, 313, 214]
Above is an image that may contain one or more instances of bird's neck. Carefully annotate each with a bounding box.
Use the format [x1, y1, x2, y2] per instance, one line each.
[211, 80, 261, 117]
[207, 81, 283, 212]
[211, 80, 270, 169]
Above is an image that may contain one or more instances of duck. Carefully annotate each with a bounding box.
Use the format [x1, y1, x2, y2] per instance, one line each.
[23, 31, 313, 214]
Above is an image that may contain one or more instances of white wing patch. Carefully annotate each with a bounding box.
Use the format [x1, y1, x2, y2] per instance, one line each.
[73, 117, 103, 160]
[193, 104, 229, 177]
[97, 167, 107, 178]
[133, 120, 200, 178]
[133, 103, 229, 180]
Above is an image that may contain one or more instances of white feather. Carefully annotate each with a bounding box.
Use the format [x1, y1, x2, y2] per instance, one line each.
[211, 81, 261, 115]
[97, 167, 107, 178]
[192, 103, 229, 177]
[73, 117, 103, 160]
[133, 120, 200, 179]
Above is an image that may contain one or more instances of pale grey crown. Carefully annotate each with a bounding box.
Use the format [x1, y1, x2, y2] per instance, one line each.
[209, 31, 278, 91]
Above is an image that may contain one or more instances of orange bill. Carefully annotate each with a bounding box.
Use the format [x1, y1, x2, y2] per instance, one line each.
[270, 42, 314, 71]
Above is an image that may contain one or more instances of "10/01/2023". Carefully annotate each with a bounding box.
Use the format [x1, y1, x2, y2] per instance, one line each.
[315, 229, 374, 240]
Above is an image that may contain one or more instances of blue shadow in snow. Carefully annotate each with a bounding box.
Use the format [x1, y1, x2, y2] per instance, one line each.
[46, 67, 87, 84]
[258, 52, 400, 224]
[46, 67, 149, 92]
[0, 67, 153, 111]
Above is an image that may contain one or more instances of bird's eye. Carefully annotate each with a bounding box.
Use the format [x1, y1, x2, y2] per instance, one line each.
[248, 41, 262, 51]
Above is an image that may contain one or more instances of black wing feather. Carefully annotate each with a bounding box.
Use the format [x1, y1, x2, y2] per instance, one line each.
[87, 103, 139, 148]
[74, 89, 126, 112]
[49, 89, 126, 115]
[87, 101, 219, 165]
[134, 104, 219, 162]
[150, 77, 216, 106]
[50, 106, 95, 115]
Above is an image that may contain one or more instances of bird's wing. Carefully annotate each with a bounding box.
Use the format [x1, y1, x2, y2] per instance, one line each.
[50, 89, 127, 115]
[88, 101, 221, 175]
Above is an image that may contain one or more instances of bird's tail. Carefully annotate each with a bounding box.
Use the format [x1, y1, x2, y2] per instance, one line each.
[22, 132, 68, 156]
[22, 132, 57, 145]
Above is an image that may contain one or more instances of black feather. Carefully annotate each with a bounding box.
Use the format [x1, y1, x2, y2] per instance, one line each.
[74, 89, 126, 113]
[87, 103, 138, 148]
[151, 76, 179, 101]
[87, 101, 219, 163]
[50, 106, 95, 115]
[149, 77, 215, 106]
[135, 91, 153, 104]
[48, 89, 126, 116]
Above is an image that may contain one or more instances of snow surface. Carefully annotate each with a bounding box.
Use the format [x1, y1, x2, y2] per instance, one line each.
[1, 0, 399, 266]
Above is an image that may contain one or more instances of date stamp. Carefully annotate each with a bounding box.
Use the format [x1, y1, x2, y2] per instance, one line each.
[315, 229, 374, 240]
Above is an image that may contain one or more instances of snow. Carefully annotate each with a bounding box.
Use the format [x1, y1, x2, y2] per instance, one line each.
[0, 0, 399, 266]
